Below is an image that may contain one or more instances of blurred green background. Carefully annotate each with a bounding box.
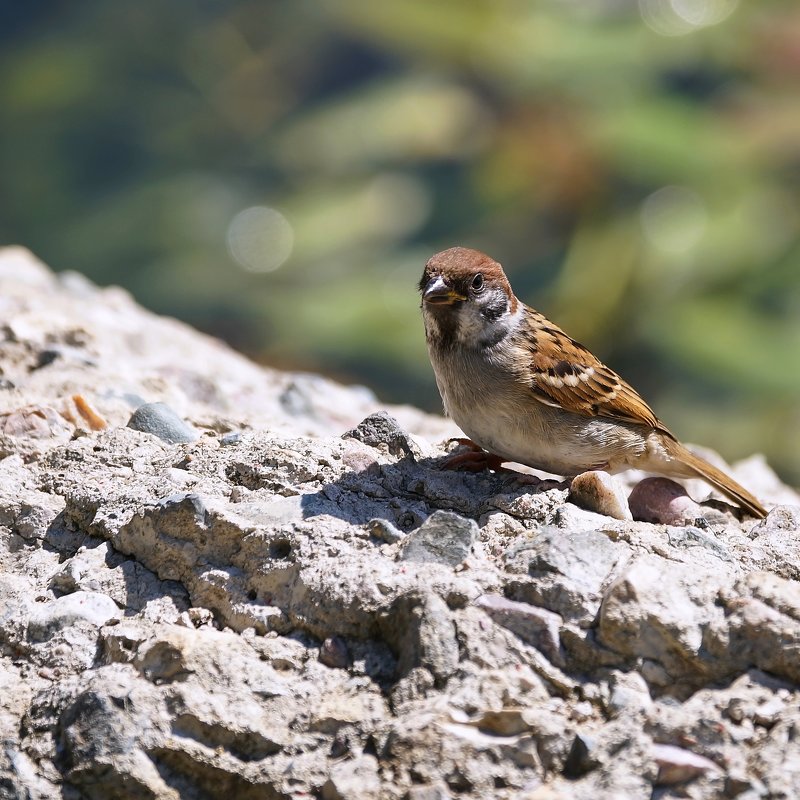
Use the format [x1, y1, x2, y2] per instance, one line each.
[1, 0, 798, 483]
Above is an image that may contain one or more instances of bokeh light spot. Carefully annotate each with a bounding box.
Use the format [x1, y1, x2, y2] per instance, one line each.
[640, 186, 708, 254]
[639, 0, 739, 36]
[227, 206, 294, 273]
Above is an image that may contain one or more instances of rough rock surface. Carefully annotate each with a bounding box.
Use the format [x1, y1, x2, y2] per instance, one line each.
[0, 246, 799, 799]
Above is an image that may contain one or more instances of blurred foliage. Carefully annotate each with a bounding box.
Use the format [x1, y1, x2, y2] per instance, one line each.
[1, 0, 798, 482]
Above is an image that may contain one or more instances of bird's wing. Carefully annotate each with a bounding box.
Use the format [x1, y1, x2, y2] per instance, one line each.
[516, 307, 672, 435]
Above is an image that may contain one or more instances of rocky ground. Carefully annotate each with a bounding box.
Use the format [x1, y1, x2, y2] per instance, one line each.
[0, 246, 799, 800]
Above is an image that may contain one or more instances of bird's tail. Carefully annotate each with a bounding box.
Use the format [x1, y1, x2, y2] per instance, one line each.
[664, 438, 767, 519]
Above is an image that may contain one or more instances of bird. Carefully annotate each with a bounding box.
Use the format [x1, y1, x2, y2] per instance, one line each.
[419, 246, 767, 519]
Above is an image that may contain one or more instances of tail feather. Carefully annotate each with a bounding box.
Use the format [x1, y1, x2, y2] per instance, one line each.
[667, 441, 767, 519]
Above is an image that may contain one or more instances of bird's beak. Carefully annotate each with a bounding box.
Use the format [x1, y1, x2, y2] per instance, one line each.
[423, 276, 465, 305]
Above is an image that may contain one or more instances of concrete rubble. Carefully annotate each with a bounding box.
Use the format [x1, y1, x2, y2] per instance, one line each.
[0, 246, 798, 799]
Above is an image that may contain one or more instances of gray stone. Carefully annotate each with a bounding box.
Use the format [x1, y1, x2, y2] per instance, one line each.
[400, 510, 478, 566]
[343, 411, 419, 458]
[504, 527, 628, 625]
[667, 525, 733, 562]
[127, 402, 198, 443]
[598, 555, 733, 687]
[474, 594, 563, 666]
[380, 592, 459, 685]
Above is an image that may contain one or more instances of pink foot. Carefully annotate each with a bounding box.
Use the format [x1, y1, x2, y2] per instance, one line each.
[441, 439, 506, 472]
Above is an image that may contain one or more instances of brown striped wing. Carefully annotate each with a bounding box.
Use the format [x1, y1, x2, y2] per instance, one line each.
[519, 307, 671, 435]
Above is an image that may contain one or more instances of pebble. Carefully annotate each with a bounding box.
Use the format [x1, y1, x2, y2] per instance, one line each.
[127, 402, 198, 444]
[367, 518, 405, 544]
[319, 636, 350, 669]
[569, 471, 632, 520]
[628, 477, 705, 525]
[220, 431, 242, 446]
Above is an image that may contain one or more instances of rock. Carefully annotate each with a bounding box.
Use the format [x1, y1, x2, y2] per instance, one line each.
[380, 592, 459, 685]
[127, 402, 198, 443]
[628, 477, 707, 525]
[367, 517, 406, 544]
[652, 743, 720, 785]
[406, 782, 452, 800]
[597, 555, 733, 688]
[474, 594, 563, 666]
[27, 591, 120, 642]
[708, 571, 800, 684]
[607, 670, 652, 717]
[569, 471, 632, 521]
[667, 526, 733, 562]
[320, 636, 350, 669]
[400, 510, 478, 566]
[504, 528, 628, 625]
[321, 754, 382, 800]
[746, 505, 800, 580]
[562, 732, 601, 778]
[343, 411, 419, 458]
[749, 504, 800, 535]
[1, 246, 799, 799]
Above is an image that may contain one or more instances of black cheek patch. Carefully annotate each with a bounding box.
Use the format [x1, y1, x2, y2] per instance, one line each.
[480, 295, 508, 323]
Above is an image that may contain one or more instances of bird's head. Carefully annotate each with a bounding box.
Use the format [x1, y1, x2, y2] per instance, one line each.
[419, 247, 518, 348]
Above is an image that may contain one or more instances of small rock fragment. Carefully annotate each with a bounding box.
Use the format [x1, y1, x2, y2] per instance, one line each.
[400, 511, 478, 567]
[569, 471, 632, 521]
[652, 743, 720, 785]
[343, 411, 419, 458]
[474, 594, 563, 666]
[628, 477, 705, 525]
[667, 526, 733, 561]
[607, 670, 652, 717]
[562, 732, 600, 778]
[752, 697, 784, 728]
[380, 592, 458, 683]
[220, 431, 241, 446]
[1, 405, 72, 439]
[320, 636, 350, 669]
[127, 402, 198, 444]
[367, 518, 405, 544]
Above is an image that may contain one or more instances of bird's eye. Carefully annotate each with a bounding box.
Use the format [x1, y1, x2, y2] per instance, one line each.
[471, 273, 484, 292]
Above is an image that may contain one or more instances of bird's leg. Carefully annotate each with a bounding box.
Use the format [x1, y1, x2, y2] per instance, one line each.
[440, 438, 506, 472]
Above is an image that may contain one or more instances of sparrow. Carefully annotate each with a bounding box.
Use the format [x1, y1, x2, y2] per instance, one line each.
[419, 246, 767, 518]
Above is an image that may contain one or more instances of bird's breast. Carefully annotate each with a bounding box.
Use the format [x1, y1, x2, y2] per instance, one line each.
[427, 343, 648, 475]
